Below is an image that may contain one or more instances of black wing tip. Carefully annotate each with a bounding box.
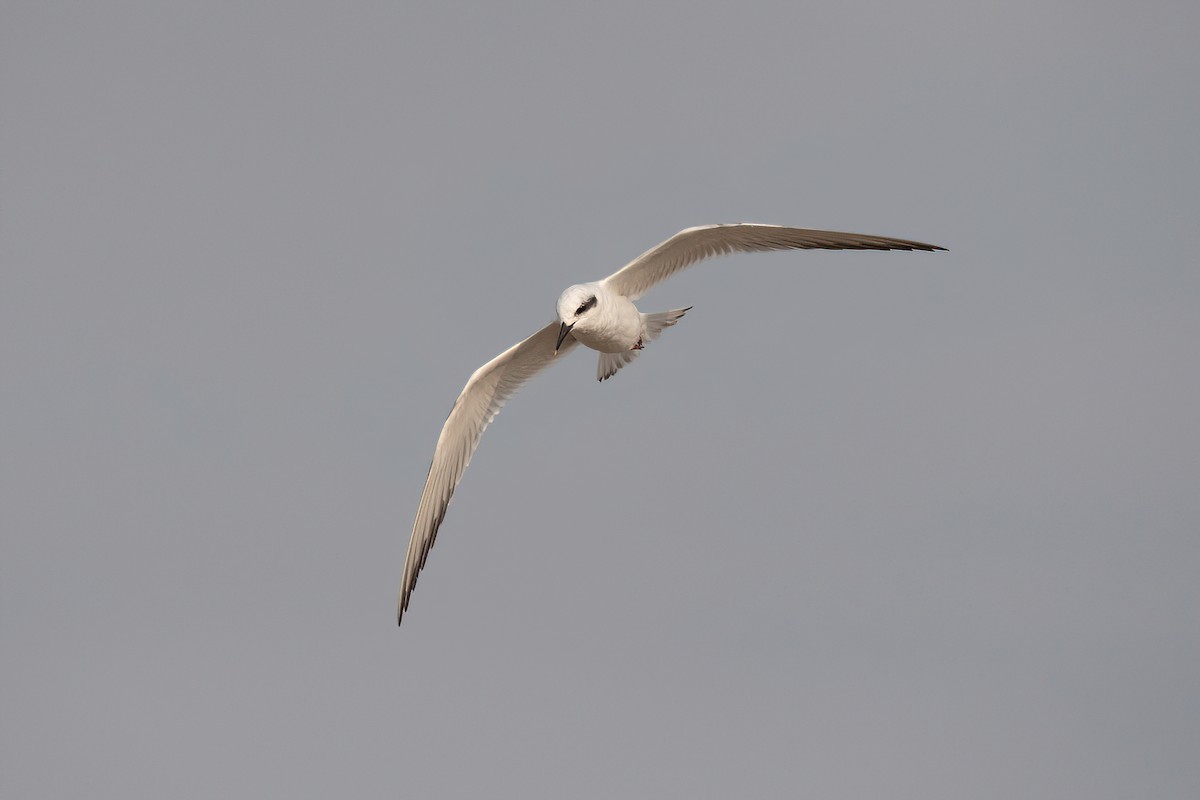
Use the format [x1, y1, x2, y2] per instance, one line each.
[397, 588, 412, 627]
[881, 241, 946, 252]
[892, 242, 947, 252]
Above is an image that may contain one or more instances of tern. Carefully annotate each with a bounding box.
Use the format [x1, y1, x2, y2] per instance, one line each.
[398, 223, 945, 625]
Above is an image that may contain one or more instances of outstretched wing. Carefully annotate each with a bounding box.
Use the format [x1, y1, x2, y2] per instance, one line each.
[399, 320, 579, 625]
[602, 224, 946, 301]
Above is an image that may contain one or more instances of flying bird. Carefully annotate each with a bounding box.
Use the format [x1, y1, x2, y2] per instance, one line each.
[398, 224, 945, 625]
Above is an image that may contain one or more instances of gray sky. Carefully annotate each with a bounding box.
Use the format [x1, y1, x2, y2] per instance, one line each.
[3, 1, 1198, 797]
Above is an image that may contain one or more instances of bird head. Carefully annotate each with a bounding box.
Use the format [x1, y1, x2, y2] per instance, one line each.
[555, 284, 599, 352]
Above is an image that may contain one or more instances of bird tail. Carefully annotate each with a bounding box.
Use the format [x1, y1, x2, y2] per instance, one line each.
[642, 306, 692, 341]
[596, 306, 692, 381]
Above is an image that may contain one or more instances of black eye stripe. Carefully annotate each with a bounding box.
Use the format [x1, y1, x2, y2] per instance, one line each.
[576, 296, 597, 315]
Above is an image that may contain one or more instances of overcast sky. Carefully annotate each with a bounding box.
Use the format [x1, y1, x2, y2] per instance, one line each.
[3, 2, 1198, 798]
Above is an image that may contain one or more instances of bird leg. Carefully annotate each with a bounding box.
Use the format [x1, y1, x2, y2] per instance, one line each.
[631, 337, 644, 350]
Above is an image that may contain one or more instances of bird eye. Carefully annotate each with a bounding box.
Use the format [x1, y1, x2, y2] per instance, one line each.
[576, 304, 587, 315]
[575, 296, 596, 316]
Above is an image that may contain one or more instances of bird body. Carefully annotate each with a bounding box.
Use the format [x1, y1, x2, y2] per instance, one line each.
[556, 282, 643, 353]
[398, 223, 946, 625]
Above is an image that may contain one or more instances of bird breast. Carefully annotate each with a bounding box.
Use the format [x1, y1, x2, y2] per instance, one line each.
[573, 293, 642, 353]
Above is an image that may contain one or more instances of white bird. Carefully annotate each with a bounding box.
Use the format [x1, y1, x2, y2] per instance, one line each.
[398, 224, 945, 625]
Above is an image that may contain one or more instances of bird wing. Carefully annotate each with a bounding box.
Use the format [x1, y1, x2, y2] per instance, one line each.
[602, 224, 946, 301]
[398, 320, 578, 624]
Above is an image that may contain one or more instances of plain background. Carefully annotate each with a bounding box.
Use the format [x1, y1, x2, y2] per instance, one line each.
[3, 2, 1198, 797]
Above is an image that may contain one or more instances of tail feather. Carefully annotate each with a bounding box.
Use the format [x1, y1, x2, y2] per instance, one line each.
[642, 306, 692, 339]
[597, 350, 638, 381]
[596, 306, 692, 381]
